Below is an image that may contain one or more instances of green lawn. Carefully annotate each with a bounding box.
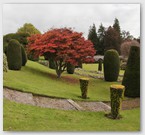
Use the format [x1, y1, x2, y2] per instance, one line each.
[4, 60, 121, 101]
[83, 63, 125, 75]
[3, 99, 140, 131]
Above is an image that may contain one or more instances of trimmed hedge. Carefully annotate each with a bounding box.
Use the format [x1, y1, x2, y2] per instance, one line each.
[21, 45, 27, 66]
[98, 58, 103, 71]
[3, 33, 30, 53]
[3, 53, 8, 72]
[79, 78, 89, 99]
[7, 39, 22, 70]
[110, 85, 125, 119]
[67, 63, 75, 74]
[122, 46, 140, 97]
[104, 49, 120, 81]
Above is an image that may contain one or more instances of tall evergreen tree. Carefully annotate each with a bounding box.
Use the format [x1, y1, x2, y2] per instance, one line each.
[113, 18, 121, 34]
[97, 23, 105, 55]
[113, 18, 122, 53]
[88, 24, 98, 54]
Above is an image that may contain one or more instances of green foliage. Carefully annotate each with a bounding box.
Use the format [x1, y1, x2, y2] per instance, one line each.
[98, 59, 103, 71]
[113, 18, 122, 53]
[113, 18, 121, 34]
[67, 63, 75, 74]
[79, 78, 89, 99]
[3, 33, 30, 53]
[109, 85, 125, 119]
[17, 23, 41, 35]
[3, 53, 8, 72]
[88, 24, 98, 52]
[21, 45, 27, 66]
[122, 46, 140, 97]
[7, 39, 22, 70]
[49, 58, 56, 69]
[97, 23, 105, 55]
[104, 49, 120, 81]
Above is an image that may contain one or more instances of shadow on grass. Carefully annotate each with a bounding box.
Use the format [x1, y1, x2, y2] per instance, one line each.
[24, 64, 79, 84]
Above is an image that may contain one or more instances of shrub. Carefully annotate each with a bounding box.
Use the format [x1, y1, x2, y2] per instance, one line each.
[104, 49, 120, 81]
[79, 78, 89, 99]
[3, 33, 30, 54]
[21, 45, 27, 66]
[3, 53, 8, 72]
[106, 84, 125, 119]
[7, 39, 22, 70]
[122, 46, 140, 97]
[67, 63, 75, 74]
[98, 58, 103, 71]
[49, 58, 56, 69]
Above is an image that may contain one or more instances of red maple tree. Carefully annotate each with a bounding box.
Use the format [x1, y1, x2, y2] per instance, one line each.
[27, 28, 96, 78]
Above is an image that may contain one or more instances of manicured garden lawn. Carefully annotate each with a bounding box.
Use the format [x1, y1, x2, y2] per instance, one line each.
[4, 60, 121, 101]
[3, 99, 140, 131]
[83, 63, 125, 75]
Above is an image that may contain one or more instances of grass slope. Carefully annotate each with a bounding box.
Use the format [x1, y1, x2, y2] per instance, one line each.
[3, 99, 140, 131]
[4, 60, 121, 101]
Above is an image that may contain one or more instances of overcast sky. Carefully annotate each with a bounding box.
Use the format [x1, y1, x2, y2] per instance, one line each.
[3, 4, 140, 38]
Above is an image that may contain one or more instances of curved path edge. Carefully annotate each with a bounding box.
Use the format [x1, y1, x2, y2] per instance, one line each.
[3, 87, 111, 112]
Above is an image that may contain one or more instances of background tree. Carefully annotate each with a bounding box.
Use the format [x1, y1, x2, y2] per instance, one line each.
[17, 23, 41, 35]
[28, 28, 96, 78]
[113, 18, 121, 35]
[104, 26, 120, 53]
[113, 18, 122, 53]
[88, 24, 98, 54]
[120, 40, 140, 58]
[97, 23, 105, 55]
[121, 30, 134, 41]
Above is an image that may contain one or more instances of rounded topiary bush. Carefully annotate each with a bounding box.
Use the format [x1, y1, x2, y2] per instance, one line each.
[7, 39, 22, 70]
[122, 46, 140, 97]
[104, 49, 120, 81]
[3, 53, 8, 72]
[67, 63, 75, 74]
[21, 45, 27, 66]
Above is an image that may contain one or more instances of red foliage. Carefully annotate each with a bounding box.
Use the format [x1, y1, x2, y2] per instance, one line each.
[27, 28, 95, 65]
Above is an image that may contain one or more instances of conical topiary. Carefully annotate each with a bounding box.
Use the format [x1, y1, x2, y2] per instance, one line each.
[122, 46, 140, 97]
[7, 39, 22, 70]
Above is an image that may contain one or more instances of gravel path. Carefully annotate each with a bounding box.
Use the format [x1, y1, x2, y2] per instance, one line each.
[3, 88, 140, 112]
